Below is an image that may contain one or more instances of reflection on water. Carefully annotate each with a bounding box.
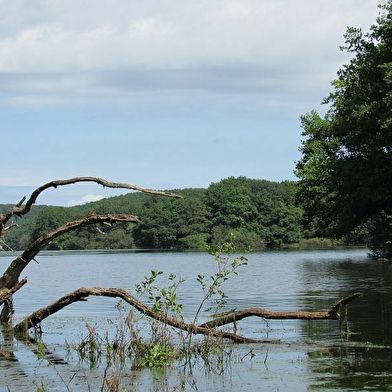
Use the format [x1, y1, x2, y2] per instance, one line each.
[308, 345, 392, 390]
[1, 248, 392, 391]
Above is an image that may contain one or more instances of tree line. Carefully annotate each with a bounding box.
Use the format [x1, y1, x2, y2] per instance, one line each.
[1, 176, 348, 252]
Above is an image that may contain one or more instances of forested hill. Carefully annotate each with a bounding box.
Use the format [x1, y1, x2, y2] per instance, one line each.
[1, 177, 344, 251]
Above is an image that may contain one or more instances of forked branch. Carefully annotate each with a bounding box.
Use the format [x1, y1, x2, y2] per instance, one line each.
[0, 176, 182, 237]
[0, 278, 28, 305]
[13, 287, 260, 343]
[0, 177, 182, 323]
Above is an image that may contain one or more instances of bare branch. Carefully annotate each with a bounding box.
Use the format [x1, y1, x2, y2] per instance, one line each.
[327, 292, 363, 316]
[199, 293, 363, 329]
[13, 288, 362, 344]
[21, 177, 181, 216]
[0, 278, 27, 305]
[3, 223, 19, 232]
[0, 177, 182, 236]
[0, 214, 139, 290]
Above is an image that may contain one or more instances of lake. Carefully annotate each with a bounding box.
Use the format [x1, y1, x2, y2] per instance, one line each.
[0, 248, 391, 391]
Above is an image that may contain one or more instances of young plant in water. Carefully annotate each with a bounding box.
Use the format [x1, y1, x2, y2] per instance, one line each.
[133, 269, 186, 368]
[77, 323, 103, 368]
[181, 233, 249, 358]
[193, 233, 249, 326]
[75, 234, 249, 370]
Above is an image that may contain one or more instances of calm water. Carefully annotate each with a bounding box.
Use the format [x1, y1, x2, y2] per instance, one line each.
[0, 248, 391, 391]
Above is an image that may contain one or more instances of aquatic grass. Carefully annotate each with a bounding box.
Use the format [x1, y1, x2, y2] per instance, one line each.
[68, 235, 250, 375]
[77, 323, 103, 367]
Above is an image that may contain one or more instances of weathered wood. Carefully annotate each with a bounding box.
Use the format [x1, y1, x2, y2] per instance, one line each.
[0, 278, 27, 305]
[0, 176, 182, 236]
[0, 177, 182, 322]
[0, 176, 363, 344]
[199, 293, 363, 329]
[0, 278, 28, 322]
[13, 287, 261, 343]
[13, 287, 362, 344]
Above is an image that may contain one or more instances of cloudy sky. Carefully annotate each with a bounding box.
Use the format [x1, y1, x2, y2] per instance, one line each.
[0, 0, 381, 206]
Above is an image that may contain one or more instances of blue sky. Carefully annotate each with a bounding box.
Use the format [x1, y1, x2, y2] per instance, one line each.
[0, 0, 381, 206]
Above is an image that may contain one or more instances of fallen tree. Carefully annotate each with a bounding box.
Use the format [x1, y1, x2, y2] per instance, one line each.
[0, 177, 362, 344]
[13, 286, 362, 344]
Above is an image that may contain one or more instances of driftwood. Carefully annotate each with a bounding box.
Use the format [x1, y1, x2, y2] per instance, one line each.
[13, 287, 362, 344]
[0, 278, 28, 305]
[0, 214, 139, 289]
[0, 214, 141, 323]
[13, 287, 258, 343]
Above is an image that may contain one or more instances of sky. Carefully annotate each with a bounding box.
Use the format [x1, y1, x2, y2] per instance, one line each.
[0, 0, 382, 206]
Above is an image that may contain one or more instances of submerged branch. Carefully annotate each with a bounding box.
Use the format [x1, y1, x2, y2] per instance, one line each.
[13, 287, 259, 343]
[13, 287, 362, 344]
[199, 293, 363, 329]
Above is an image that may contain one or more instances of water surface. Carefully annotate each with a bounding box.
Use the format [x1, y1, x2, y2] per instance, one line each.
[0, 248, 391, 391]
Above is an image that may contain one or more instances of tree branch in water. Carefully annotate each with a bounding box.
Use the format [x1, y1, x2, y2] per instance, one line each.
[199, 293, 363, 329]
[13, 287, 362, 344]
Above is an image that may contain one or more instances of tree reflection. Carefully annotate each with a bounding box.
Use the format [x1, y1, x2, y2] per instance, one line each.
[298, 254, 392, 390]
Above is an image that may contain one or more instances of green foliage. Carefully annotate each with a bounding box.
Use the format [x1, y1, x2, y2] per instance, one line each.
[194, 233, 248, 323]
[2, 177, 306, 252]
[206, 177, 302, 248]
[73, 237, 249, 372]
[140, 342, 178, 368]
[295, 1, 392, 258]
[135, 270, 185, 317]
[77, 323, 103, 367]
[206, 177, 257, 228]
[132, 188, 209, 250]
[178, 233, 209, 250]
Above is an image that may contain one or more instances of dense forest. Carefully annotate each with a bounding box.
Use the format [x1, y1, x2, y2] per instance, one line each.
[0, 177, 353, 252]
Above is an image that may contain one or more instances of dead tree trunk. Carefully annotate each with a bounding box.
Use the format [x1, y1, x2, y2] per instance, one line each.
[0, 177, 182, 322]
[13, 287, 362, 344]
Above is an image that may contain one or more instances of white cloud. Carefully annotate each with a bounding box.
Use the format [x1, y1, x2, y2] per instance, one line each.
[0, 0, 380, 100]
[0, 0, 383, 194]
[67, 194, 105, 207]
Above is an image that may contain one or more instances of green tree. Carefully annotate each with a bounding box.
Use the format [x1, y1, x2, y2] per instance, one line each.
[30, 207, 67, 237]
[206, 177, 301, 248]
[133, 189, 210, 249]
[248, 179, 302, 246]
[295, 1, 392, 259]
[206, 177, 258, 229]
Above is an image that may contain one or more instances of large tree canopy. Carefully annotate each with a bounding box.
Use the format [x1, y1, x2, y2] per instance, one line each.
[295, 1, 392, 259]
